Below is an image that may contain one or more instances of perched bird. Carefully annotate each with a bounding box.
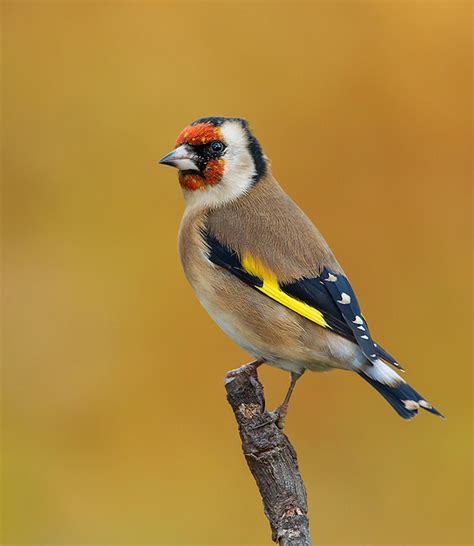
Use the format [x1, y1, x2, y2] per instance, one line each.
[159, 116, 442, 423]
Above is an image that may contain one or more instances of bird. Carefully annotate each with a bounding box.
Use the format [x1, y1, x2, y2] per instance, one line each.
[159, 116, 443, 425]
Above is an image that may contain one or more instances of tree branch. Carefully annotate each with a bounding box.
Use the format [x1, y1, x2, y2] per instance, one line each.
[225, 365, 312, 546]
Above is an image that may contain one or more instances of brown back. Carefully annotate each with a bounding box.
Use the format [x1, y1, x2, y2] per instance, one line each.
[205, 173, 343, 282]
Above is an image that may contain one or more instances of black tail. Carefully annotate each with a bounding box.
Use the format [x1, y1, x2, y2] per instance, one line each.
[358, 371, 444, 420]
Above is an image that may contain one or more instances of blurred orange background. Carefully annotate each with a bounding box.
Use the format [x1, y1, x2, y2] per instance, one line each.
[2, 2, 472, 545]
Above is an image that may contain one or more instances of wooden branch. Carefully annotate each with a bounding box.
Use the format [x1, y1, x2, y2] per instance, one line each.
[225, 364, 312, 546]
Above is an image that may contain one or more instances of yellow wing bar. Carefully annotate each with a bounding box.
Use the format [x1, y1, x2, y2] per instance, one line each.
[241, 253, 329, 329]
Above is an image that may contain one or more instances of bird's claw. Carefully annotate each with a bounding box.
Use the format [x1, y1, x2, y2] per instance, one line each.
[224, 360, 263, 382]
[271, 403, 289, 430]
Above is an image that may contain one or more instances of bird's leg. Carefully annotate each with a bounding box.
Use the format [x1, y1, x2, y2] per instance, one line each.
[224, 358, 265, 381]
[273, 370, 305, 429]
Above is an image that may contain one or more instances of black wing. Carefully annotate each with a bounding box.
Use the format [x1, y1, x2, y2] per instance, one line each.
[202, 229, 403, 370]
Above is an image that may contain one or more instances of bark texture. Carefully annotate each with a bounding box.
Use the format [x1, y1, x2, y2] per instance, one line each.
[225, 365, 311, 545]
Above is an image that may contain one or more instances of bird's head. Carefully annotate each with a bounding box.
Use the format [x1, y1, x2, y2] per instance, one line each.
[159, 117, 267, 207]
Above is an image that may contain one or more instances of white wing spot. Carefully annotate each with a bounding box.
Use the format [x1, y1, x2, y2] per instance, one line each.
[402, 400, 420, 410]
[338, 292, 351, 304]
[419, 399, 432, 409]
[325, 272, 338, 282]
[353, 315, 363, 325]
[370, 353, 377, 358]
[360, 335, 369, 339]
[357, 325, 366, 331]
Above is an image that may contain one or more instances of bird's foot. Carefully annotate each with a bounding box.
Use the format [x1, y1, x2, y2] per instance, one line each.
[224, 359, 264, 384]
[271, 402, 289, 430]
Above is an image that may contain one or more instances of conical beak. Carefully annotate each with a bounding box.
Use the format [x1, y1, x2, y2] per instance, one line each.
[158, 145, 199, 171]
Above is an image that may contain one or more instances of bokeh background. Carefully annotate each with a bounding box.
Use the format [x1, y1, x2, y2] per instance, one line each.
[2, 1, 472, 545]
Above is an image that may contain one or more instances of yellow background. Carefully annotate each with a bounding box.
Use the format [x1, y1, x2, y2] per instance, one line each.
[2, 1, 472, 545]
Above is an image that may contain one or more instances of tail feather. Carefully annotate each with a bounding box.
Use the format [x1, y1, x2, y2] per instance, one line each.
[358, 368, 444, 420]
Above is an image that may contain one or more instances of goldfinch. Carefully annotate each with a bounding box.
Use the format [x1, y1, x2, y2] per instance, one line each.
[159, 117, 443, 423]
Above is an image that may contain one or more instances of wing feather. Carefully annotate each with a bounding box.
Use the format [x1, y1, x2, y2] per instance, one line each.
[320, 268, 379, 364]
[202, 228, 402, 369]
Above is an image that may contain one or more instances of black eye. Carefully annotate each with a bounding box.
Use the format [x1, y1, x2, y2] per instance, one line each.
[210, 140, 225, 153]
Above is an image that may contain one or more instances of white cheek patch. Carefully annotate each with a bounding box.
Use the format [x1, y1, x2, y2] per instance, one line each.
[183, 120, 258, 210]
[220, 122, 257, 190]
